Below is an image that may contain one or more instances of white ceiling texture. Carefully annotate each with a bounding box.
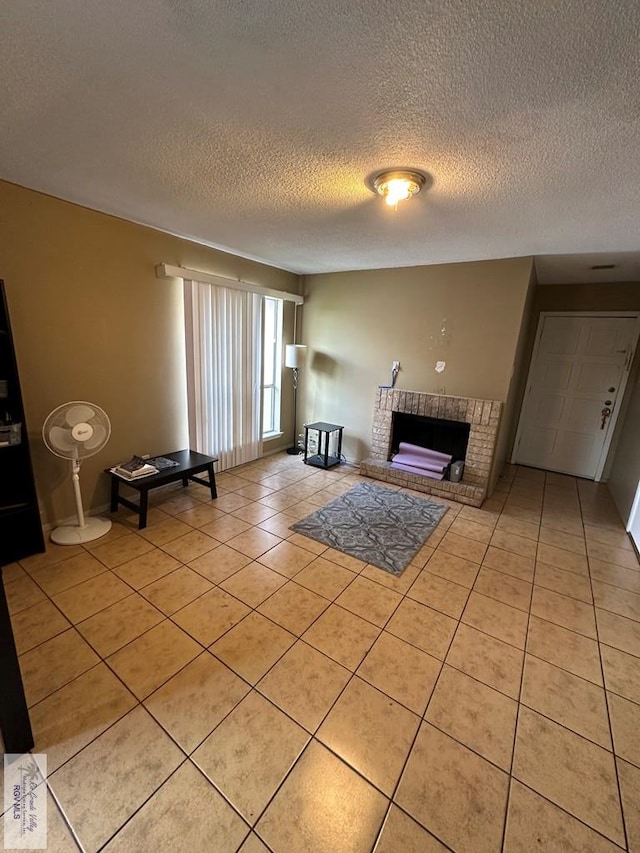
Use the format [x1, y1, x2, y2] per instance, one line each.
[1, 0, 639, 280]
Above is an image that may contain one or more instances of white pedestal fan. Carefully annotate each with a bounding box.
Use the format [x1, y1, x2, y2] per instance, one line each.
[42, 401, 113, 545]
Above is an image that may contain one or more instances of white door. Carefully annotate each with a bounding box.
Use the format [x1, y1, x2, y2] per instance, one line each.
[514, 315, 638, 478]
[628, 482, 640, 551]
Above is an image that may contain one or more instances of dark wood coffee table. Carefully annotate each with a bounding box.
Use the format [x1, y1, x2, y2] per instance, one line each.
[107, 449, 218, 529]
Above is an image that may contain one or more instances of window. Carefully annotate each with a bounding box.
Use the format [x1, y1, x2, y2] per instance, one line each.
[262, 296, 283, 437]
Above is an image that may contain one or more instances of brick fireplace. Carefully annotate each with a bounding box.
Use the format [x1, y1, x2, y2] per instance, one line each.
[360, 388, 503, 506]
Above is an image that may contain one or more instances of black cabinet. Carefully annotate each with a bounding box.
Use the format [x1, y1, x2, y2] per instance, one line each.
[0, 279, 45, 565]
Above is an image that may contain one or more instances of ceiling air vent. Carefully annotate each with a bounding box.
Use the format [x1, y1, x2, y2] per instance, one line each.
[590, 264, 616, 270]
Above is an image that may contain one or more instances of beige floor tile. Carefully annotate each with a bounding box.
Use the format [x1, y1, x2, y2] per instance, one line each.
[303, 603, 381, 670]
[449, 517, 493, 544]
[257, 581, 329, 635]
[199, 514, 252, 543]
[459, 504, 500, 527]
[608, 691, 640, 768]
[585, 523, 636, 552]
[539, 525, 586, 555]
[521, 655, 611, 748]
[144, 651, 249, 753]
[286, 530, 328, 555]
[187, 543, 252, 583]
[207, 492, 253, 513]
[420, 548, 479, 588]
[107, 620, 201, 699]
[51, 571, 131, 623]
[375, 805, 449, 852]
[360, 561, 421, 594]
[102, 761, 248, 852]
[396, 722, 508, 853]
[446, 622, 524, 699]
[19, 542, 84, 572]
[596, 608, 640, 657]
[592, 580, 640, 621]
[89, 533, 156, 568]
[473, 566, 532, 612]
[173, 503, 226, 529]
[210, 611, 296, 683]
[500, 504, 541, 526]
[257, 640, 351, 731]
[490, 529, 538, 559]
[238, 833, 270, 853]
[534, 561, 593, 603]
[256, 740, 388, 853]
[321, 546, 367, 573]
[161, 529, 220, 562]
[318, 677, 419, 795]
[618, 759, 640, 852]
[28, 551, 108, 596]
[20, 629, 100, 707]
[257, 511, 298, 538]
[541, 512, 584, 538]
[531, 586, 596, 638]
[590, 558, 640, 594]
[49, 706, 183, 853]
[482, 545, 535, 582]
[386, 598, 457, 660]
[407, 568, 470, 618]
[512, 706, 624, 845]
[601, 644, 640, 704]
[226, 527, 283, 559]
[425, 665, 518, 770]
[77, 592, 164, 656]
[193, 690, 308, 824]
[137, 516, 193, 546]
[30, 663, 137, 772]
[438, 530, 488, 563]
[157, 491, 205, 516]
[588, 540, 640, 570]
[335, 575, 402, 627]
[537, 542, 589, 575]
[527, 615, 603, 685]
[172, 586, 250, 646]
[234, 482, 275, 500]
[231, 502, 279, 524]
[4, 573, 46, 615]
[257, 539, 316, 577]
[10, 598, 70, 655]
[112, 549, 181, 589]
[496, 515, 540, 541]
[357, 631, 441, 715]
[462, 591, 528, 649]
[219, 561, 287, 607]
[294, 556, 357, 600]
[504, 778, 623, 853]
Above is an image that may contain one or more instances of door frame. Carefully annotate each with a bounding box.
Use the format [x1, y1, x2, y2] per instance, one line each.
[511, 311, 640, 481]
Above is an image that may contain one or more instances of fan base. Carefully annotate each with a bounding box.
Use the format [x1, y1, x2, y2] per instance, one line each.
[51, 517, 112, 545]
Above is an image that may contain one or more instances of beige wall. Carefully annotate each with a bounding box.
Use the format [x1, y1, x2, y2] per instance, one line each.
[0, 180, 299, 525]
[300, 257, 534, 469]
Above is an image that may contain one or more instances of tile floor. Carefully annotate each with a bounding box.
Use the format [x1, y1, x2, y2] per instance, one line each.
[2, 454, 640, 852]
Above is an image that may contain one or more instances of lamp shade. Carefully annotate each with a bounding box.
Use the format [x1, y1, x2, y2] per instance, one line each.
[285, 344, 307, 369]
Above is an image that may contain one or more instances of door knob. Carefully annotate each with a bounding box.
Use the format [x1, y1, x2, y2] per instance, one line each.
[601, 407, 612, 429]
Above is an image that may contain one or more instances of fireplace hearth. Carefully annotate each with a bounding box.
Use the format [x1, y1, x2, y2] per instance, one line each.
[361, 388, 502, 506]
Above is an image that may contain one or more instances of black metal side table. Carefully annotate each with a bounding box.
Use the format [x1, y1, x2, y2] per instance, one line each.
[303, 422, 344, 469]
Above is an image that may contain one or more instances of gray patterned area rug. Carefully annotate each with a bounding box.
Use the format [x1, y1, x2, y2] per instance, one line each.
[290, 481, 448, 576]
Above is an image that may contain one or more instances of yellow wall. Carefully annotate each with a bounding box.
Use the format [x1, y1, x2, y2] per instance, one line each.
[0, 180, 299, 525]
[300, 257, 534, 470]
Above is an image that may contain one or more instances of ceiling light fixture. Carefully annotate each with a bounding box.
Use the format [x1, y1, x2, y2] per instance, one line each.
[372, 169, 426, 209]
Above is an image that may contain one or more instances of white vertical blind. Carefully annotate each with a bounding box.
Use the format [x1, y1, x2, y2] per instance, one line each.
[184, 279, 263, 470]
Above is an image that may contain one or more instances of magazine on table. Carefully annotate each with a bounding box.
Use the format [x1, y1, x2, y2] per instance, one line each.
[112, 455, 159, 479]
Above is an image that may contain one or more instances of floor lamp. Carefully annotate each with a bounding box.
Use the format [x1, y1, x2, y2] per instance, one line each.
[285, 344, 307, 454]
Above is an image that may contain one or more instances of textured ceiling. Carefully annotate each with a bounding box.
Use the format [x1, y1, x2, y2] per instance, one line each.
[1, 0, 639, 277]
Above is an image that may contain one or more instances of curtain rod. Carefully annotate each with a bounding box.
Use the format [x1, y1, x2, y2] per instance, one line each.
[156, 263, 304, 305]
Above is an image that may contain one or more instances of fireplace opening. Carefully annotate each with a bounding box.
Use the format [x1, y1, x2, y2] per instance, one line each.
[390, 411, 471, 463]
